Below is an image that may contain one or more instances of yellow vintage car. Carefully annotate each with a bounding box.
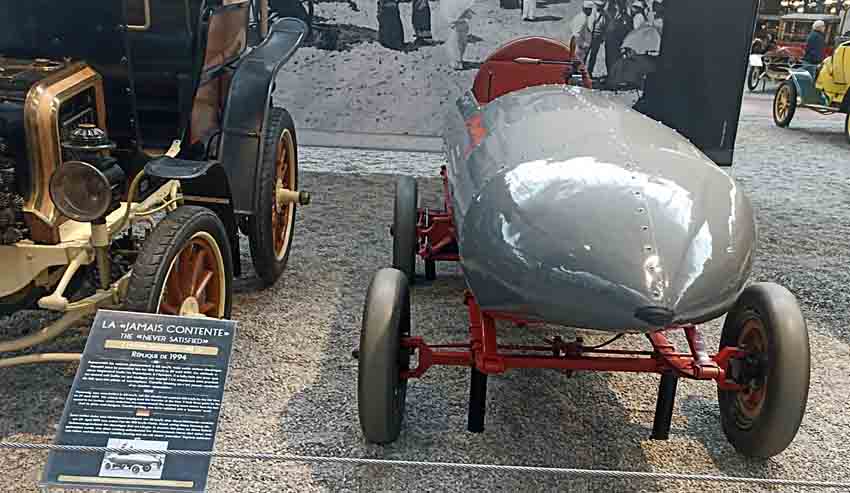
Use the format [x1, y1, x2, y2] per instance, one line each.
[773, 39, 850, 142]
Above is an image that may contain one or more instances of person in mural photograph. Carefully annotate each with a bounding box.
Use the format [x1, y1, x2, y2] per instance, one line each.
[630, 0, 647, 29]
[441, 0, 476, 69]
[271, 0, 672, 135]
[570, 0, 597, 62]
[522, 0, 536, 22]
[586, 0, 609, 76]
[378, 0, 435, 49]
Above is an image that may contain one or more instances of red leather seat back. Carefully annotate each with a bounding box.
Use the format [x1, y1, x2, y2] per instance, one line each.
[471, 36, 574, 104]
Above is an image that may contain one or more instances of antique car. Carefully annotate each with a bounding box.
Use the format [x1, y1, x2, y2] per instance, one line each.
[103, 451, 163, 474]
[746, 13, 842, 91]
[747, 41, 802, 92]
[773, 39, 850, 143]
[356, 35, 810, 459]
[0, 0, 311, 368]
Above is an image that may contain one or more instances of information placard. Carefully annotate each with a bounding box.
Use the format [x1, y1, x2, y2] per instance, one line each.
[41, 309, 237, 492]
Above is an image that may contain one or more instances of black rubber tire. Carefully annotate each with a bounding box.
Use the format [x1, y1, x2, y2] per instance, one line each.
[717, 282, 810, 458]
[391, 176, 418, 284]
[143, 465, 152, 472]
[747, 66, 761, 92]
[131, 465, 141, 474]
[357, 267, 411, 444]
[424, 259, 436, 281]
[126, 206, 233, 318]
[247, 107, 298, 287]
[773, 81, 797, 127]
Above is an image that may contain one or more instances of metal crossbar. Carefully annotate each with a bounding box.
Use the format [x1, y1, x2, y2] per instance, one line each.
[3, 442, 850, 489]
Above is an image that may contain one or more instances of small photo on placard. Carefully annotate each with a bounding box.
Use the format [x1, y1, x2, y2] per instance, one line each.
[98, 438, 167, 480]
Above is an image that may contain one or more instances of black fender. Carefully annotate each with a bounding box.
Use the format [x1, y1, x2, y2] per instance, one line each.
[144, 157, 243, 277]
[218, 17, 307, 216]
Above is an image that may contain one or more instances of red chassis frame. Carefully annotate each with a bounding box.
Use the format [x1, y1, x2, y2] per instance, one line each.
[408, 167, 749, 438]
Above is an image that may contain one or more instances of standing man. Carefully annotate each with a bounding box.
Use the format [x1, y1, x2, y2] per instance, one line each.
[604, 0, 630, 74]
[650, 0, 663, 31]
[378, 0, 405, 50]
[522, 0, 536, 22]
[441, 0, 475, 69]
[802, 19, 827, 78]
[412, 0, 435, 45]
[630, 0, 647, 30]
[586, 0, 609, 75]
[570, 0, 597, 62]
[804, 20, 827, 65]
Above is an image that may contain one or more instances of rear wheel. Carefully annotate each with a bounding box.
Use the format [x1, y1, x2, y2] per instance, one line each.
[126, 206, 233, 318]
[773, 81, 797, 127]
[747, 66, 761, 91]
[392, 176, 418, 284]
[357, 268, 411, 444]
[717, 282, 810, 458]
[247, 107, 300, 287]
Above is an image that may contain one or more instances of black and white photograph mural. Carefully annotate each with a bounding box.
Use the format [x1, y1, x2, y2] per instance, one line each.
[271, 0, 666, 136]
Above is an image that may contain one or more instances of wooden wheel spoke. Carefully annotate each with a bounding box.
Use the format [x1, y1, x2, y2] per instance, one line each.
[199, 302, 217, 315]
[160, 302, 179, 315]
[190, 249, 208, 293]
[194, 270, 214, 298]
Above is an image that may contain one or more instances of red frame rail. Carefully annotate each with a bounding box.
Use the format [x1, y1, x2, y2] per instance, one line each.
[401, 291, 745, 391]
[416, 166, 459, 262]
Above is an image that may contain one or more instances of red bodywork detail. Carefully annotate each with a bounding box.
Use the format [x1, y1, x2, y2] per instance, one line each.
[416, 166, 459, 262]
[471, 36, 591, 105]
[400, 294, 746, 391]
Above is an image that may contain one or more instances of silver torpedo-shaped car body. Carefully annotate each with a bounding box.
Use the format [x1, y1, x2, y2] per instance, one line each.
[443, 84, 756, 332]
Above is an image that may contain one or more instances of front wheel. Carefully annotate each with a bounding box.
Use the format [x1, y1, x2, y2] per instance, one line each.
[773, 81, 797, 127]
[126, 206, 233, 318]
[747, 66, 762, 91]
[717, 282, 810, 458]
[357, 268, 411, 444]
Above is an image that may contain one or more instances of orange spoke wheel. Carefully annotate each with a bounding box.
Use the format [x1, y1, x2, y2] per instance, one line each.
[717, 282, 809, 459]
[126, 206, 233, 319]
[272, 128, 296, 261]
[247, 107, 299, 287]
[158, 233, 226, 317]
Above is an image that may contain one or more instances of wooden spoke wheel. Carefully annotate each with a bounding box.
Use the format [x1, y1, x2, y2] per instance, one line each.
[747, 66, 761, 92]
[718, 282, 809, 458]
[247, 107, 300, 287]
[158, 232, 226, 317]
[272, 127, 297, 261]
[126, 206, 233, 318]
[773, 81, 797, 127]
